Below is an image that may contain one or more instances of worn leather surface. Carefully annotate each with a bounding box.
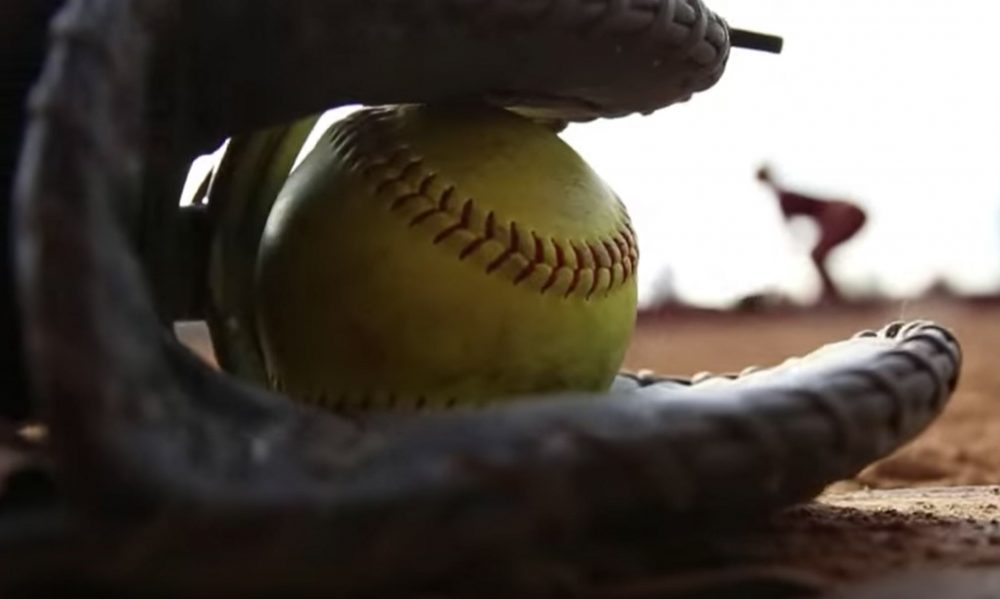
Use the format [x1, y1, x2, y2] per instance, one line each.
[0, 0, 964, 596]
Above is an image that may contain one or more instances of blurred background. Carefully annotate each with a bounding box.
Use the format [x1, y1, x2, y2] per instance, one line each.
[562, 0, 1000, 308]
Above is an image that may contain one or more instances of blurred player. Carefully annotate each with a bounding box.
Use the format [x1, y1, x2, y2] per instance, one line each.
[757, 165, 867, 303]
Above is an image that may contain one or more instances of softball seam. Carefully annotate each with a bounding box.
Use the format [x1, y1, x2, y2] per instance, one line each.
[270, 376, 478, 412]
[327, 108, 638, 301]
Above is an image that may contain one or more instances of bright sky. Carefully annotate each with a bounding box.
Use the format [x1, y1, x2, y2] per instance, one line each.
[183, 0, 1000, 308]
[563, 0, 1000, 307]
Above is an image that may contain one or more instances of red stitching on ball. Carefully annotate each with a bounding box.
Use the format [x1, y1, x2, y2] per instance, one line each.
[514, 263, 536, 286]
[335, 109, 638, 300]
[460, 238, 487, 260]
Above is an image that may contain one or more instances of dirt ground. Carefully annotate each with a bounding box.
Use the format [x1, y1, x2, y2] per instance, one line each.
[615, 297, 1000, 595]
[171, 298, 1000, 595]
[626, 297, 1000, 492]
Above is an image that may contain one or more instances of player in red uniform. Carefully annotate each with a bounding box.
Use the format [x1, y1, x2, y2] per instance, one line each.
[757, 165, 867, 303]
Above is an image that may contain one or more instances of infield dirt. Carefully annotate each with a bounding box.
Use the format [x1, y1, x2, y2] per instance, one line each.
[628, 296, 1000, 491]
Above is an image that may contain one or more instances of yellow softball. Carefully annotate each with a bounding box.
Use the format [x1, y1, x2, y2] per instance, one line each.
[255, 104, 638, 411]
